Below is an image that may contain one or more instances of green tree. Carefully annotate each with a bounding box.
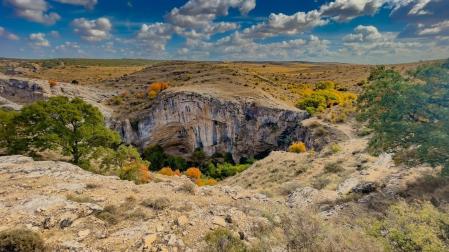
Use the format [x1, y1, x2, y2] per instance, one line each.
[15, 96, 120, 164]
[358, 63, 449, 174]
[0, 109, 24, 154]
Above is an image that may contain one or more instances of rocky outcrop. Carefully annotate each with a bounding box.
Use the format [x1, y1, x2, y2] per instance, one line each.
[0, 155, 286, 251]
[0, 73, 113, 118]
[116, 89, 310, 161]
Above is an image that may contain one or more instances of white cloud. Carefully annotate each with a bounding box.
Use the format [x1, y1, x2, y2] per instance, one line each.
[55, 41, 79, 50]
[319, 0, 385, 22]
[389, 0, 449, 38]
[178, 32, 332, 61]
[29, 33, 50, 47]
[71, 17, 112, 42]
[343, 25, 383, 42]
[53, 0, 97, 9]
[4, 0, 60, 25]
[0, 26, 20, 40]
[342, 25, 421, 58]
[242, 10, 326, 38]
[136, 23, 173, 51]
[166, 0, 254, 36]
[418, 20, 449, 36]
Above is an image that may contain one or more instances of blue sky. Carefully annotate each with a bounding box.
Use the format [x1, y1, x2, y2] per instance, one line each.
[0, 0, 448, 63]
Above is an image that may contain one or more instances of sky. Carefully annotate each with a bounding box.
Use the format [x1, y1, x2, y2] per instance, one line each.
[0, 0, 448, 64]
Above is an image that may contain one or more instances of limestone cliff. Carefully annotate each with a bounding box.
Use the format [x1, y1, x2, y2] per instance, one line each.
[116, 89, 310, 162]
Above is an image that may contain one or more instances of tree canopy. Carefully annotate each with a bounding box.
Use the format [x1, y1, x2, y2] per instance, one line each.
[1, 96, 120, 165]
[358, 62, 449, 174]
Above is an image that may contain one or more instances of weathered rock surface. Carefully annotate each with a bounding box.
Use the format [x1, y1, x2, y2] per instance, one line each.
[0, 155, 290, 251]
[0, 73, 113, 118]
[116, 89, 309, 161]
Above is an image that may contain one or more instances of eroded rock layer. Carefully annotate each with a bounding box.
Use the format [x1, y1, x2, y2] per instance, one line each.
[117, 90, 309, 161]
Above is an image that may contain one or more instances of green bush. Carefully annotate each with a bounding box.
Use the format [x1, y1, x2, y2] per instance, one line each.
[0, 228, 46, 252]
[204, 228, 247, 252]
[206, 162, 250, 179]
[143, 145, 188, 171]
[369, 201, 449, 252]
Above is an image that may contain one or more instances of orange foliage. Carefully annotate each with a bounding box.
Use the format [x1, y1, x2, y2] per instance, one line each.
[120, 161, 151, 184]
[147, 82, 169, 96]
[195, 178, 218, 186]
[159, 167, 175, 176]
[185, 167, 201, 179]
[288, 141, 307, 153]
[48, 80, 58, 87]
[137, 165, 152, 184]
[174, 169, 182, 176]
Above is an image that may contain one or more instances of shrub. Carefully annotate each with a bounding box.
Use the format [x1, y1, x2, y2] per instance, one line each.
[316, 80, 336, 90]
[177, 181, 196, 194]
[206, 162, 250, 179]
[369, 201, 449, 252]
[195, 178, 218, 186]
[330, 144, 342, 154]
[324, 161, 344, 173]
[119, 160, 151, 184]
[288, 141, 307, 153]
[185, 167, 201, 179]
[0, 228, 45, 252]
[147, 90, 158, 99]
[95, 205, 119, 225]
[110, 95, 123, 105]
[48, 79, 58, 87]
[204, 228, 247, 252]
[143, 145, 188, 171]
[66, 194, 94, 203]
[147, 82, 169, 98]
[311, 177, 331, 190]
[159, 167, 175, 176]
[141, 197, 170, 210]
[296, 87, 357, 115]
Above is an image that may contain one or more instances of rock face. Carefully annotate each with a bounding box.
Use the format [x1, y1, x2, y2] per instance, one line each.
[0, 73, 113, 118]
[116, 90, 309, 161]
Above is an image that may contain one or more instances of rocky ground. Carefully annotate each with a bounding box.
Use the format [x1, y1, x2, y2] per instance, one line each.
[0, 155, 293, 251]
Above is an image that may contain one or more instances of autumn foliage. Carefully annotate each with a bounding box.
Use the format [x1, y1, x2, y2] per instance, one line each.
[185, 167, 201, 179]
[195, 178, 218, 186]
[147, 82, 169, 99]
[48, 80, 58, 87]
[288, 141, 307, 153]
[119, 160, 151, 184]
[159, 167, 175, 176]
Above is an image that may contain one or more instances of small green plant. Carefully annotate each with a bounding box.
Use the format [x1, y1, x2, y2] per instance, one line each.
[204, 228, 247, 252]
[330, 144, 342, 154]
[0, 228, 46, 252]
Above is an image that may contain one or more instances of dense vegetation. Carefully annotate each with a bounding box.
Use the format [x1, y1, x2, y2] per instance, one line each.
[295, 81, 357, 116]
[358, 61, 449, 174]
[0, 97, 150, 184]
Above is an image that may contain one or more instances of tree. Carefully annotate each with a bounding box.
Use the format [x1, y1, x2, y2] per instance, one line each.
[15, 96, 120, 164]
[358, 63, 449, 174]
[0, 109, 23, 154]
